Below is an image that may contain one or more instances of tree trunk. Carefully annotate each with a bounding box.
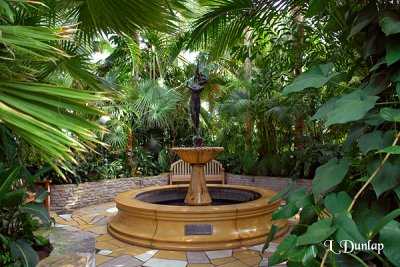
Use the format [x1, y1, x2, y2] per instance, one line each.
[292, 8, 304, 151]
[126, 128, 134, 175]
[132, 31, 140, 82]
[244, 28, 253, 148]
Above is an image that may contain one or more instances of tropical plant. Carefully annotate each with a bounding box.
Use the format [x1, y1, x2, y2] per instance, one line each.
[0, 166, 52, 267]
[264, 1, 400, 266]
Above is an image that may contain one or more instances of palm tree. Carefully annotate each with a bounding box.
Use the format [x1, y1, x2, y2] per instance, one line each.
[0, 0, 185, 177]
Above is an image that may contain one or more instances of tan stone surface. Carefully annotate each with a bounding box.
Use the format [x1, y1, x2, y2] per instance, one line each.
[240, 256, 262, 266]
[86, 225, 107, 234]
[95, 254, 112, 265]
[154, 250, 187, 260]
[233, 250, 260, 259]
[187, 264, 215, 267]
[218, 260, 248, 267]
[211, 256, 237, 265]
[96, 234, 114, 242]
[38, 254, 90, 267]
[95, 241, 119, 250]
[114, 246, 150, 256]
[107, 238, 130, 248]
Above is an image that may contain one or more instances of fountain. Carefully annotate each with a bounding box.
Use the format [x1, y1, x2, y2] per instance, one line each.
[108, 65, 288, 250]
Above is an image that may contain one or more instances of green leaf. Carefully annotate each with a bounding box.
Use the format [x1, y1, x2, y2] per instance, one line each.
[0, 165, 19, 198]
[283, 63, 340, 95]
[289, 245, 318, 265]
[19, 204, 52, 226]
[262, 224, 279, 254]
[358, 130, 394, 155]
[10, 239, 39, 267]
[379, 10, 400, 36]
[312, 157, 352, 197]
[386, 36, 400, 66]
[34, 189, 49, 204]
[363, 113, 384, 126]
[362, 72, 388, 96]
[291, 205, 319, 235]
[348, 3, 377, 38]
[297, 218, 336, 246]
[380, 108, 400, 122]
[372, 209, 400, 238]
[310, 96, 340, 121]
[334, 213, 367, 245]
[269, 180, 296, 204]
[397, 82, 400, 100]
[395, 186, 400, 199]
[380, 220, 400, 266]
[326, 90, 379, 126]
[325, 191, 352, 214]
[369, 158, 400, 198]
[378, 145, 400, 154]
[353, 201, 388, 239]
[0, 188, 25, 208]
[0, 0, 14, 23]
[272, 188, 313, 220]
[268, 235, 297, 265]
[306, 0, 326, 17]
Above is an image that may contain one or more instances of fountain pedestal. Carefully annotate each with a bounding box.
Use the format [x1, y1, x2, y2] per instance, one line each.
[185, 163, 211, 205]
[171, 147, 224, 206]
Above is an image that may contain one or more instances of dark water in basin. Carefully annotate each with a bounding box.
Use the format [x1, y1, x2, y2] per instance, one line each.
[136, 187, 261, 206]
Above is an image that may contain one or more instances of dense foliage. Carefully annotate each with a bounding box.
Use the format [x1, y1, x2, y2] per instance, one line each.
[1, 0, 399, 266]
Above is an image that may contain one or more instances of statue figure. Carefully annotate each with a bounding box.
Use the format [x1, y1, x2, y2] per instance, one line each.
[187, 64, 208, 143]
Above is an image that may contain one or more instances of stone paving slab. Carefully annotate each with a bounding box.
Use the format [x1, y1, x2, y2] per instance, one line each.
[52, 202, 292, 267]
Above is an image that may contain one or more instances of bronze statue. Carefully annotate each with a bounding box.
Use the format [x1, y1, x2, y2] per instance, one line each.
[187, 64, 208, 142]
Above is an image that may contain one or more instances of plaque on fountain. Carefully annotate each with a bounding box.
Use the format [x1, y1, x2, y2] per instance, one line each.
[184, 224, 213, 235]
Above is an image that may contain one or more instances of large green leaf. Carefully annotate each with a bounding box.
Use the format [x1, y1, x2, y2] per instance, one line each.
[379, 10, 400, 36]
[310, 96, 340, 121]
[325, 90, 379, 126]
[297, 218, 336, 246]
[272, 188, 313, 220]
[380, 220, 400, 266]
[324, 191, 352, 214]
[262, 224, 279, 253]
[369, 158, 400, 198]
[283, 63, 340, 95]
[268, 180, 296, 204]
[380, 108, 400, 122]
[378, 145, 400, 154]
[353, 201, 388, 239]
[386, 36, 400, 66]
[0, 188, 25, 208]
[10, 239, 39, 267]
[372, 208, 400, 237]
[312, 157, 352, 197]
[19, 204, 52, 226]
[268, 235, 297, 265]
[305, 0, 326, 17]
[358, 130, 394, 155]
[0, 165, 19, 198]
[288, 245, 318, 266]
[334, 213, 367, 245]
[348, 3, 377, 38]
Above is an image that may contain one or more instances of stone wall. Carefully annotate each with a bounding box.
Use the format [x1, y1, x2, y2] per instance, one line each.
[50, 173, 312, 211]
[225, 173, 312, 192]
[50, 174, 169, 211]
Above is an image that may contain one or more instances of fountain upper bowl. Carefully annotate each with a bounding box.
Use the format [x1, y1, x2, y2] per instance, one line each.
[171, 147, 224, 164]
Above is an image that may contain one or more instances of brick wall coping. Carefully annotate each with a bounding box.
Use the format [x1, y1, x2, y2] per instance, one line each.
[50, 173, 312, 211]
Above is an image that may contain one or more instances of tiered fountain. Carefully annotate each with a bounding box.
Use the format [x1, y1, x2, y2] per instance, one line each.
[108, 66, 287, 250]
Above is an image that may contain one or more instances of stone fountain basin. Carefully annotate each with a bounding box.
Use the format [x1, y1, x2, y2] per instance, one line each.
[171, 147, 224, 164]
[108, 184, 288, 251]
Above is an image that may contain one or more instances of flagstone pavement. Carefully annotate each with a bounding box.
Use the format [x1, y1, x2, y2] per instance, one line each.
[50, 202, 295, 267]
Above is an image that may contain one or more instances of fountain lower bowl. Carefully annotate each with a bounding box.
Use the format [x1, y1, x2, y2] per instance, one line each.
[108, 184, 288, 250]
